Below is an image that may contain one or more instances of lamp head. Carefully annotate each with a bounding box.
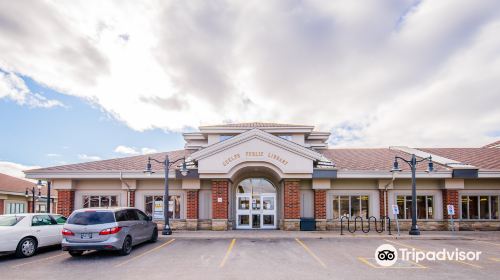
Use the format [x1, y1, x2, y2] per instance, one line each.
[36, 180, 43, 190]
[25, 189, 29, 198]
[143, 157, 155, 176]
[390, 159, 402, 172]
[426, 156, 434, 173]
[180, 160, 189, 177]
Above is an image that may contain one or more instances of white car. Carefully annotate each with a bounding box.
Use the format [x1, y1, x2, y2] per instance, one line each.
[0, 213, 67, 258]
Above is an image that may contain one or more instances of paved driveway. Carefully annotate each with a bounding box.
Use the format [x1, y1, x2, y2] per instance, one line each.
[1, 235, 500, 280]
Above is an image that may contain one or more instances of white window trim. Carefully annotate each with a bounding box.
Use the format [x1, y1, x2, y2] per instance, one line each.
[389, 190, 443, 220]
[82, 194, 120, 208]
[395, 194, 435, 220]
[326, 190, 378, 220]
[460, 194, 500, 221]
[4, 200, 28, 214]
[141, 191, 185, 220]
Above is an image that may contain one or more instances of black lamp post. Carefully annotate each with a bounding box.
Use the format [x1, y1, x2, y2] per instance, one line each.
[25, 184, 42, 213]
[391, 154, 434, 236]
[36, 180, 52, 213]
[144, 155, 189, 235]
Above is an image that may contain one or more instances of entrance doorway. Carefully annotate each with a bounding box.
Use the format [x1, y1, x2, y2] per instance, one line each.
[235, 178, 277, 229]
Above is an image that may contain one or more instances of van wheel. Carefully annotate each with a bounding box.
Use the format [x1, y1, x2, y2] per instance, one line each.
[119, 236, 133, 256]
[149, 229, 158, 243]
[15, 237, 37, 258]
[69, 251, 84, 257]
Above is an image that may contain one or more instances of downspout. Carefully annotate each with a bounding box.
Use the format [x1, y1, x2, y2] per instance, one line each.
[120, 172, 131, 207]
[383, 172, 397, 231]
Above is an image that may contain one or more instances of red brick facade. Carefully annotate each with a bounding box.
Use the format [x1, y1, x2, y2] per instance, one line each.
[129, 190, 135, 207]
[379, 190, 389, 218]
[186, 190, 199, 219]
[57, 190, 75, 217]
[0, 199, 4, 215]
[284, 180, 300, 219]
[212, 180, 228, 219]
[443, 189, 459, 219]
[314, 190, 326, 219]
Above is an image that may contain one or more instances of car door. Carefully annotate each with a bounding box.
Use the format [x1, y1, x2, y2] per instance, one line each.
[125, 210, 140, 245]
[31, 215, 56, 246]
[135, 210, 151, 242]
[49, 215, 67, 244]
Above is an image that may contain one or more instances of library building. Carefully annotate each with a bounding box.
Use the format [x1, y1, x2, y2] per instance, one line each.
[25, 123, 500, 231]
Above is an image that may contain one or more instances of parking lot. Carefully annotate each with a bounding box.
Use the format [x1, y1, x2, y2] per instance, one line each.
[1, 234, 500, 280]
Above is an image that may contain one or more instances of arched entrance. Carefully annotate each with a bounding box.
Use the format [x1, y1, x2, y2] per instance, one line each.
[235, 178, 277, 229]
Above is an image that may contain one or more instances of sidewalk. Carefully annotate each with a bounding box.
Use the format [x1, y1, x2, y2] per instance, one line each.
[159, 230, 500, 241]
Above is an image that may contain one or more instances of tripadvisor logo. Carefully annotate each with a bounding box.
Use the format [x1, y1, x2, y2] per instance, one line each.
[375, 243, 482, 267]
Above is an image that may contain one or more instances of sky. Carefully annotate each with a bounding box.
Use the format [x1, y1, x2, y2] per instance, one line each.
[0, 0, 499, 179]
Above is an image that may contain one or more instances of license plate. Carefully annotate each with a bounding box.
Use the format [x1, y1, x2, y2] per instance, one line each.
[80, 233, 93, 239]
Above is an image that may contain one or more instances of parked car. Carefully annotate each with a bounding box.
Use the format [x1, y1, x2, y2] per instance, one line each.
[62, 207, 158, 257]
[0, 213, 67, 258]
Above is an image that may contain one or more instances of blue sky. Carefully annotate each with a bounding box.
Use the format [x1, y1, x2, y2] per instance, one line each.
[0, 75, 184, 168]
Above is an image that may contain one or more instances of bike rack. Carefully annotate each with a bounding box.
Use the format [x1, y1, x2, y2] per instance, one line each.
[340, 216, 392, 235]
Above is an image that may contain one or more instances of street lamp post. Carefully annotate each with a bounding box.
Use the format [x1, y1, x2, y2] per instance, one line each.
[37, 180, 52, 213]
[25, 184, 42, 213]
[391, 154, 434, 236]
[144, 155, 189, 235]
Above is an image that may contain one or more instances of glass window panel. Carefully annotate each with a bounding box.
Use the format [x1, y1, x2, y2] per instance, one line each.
[427, 196, 434, 219]
[90, 196, 100, 207]
[479, 196, 489, 219]
[83, 196, 89, 208]
[252, 196, 261, 211]
[405, 196, 413, 219]
[461, 196, 468, 219]
[416, 196, 426, 219]
[350, 196, 360, 218]
[339, 196, 349, 218]
[360, 196, 369, 218]
[263, 197, 274, 210]
[110, 196, 118, 207]
[333, 196, 340, 219]
[238, 215, 249, 225]
[396, 196, 405, 219]
[468, 196, 479, 219]
[145, 196, 153, 216]
[238, 197, 250, 210]
[491, 196, 499, 220]
[263, 215, 274, 225]
[101, 196, 110, 207]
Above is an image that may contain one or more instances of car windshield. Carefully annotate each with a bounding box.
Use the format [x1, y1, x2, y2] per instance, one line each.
[0, 215, 25, 226]
[67, 211, 115, 225]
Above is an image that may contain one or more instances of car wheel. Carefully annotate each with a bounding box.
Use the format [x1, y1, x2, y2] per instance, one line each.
[119, 236, 133, 256]
[68, 251, 84, 257]
[149, 229, 158, 243]
[15, 237, 37, 258]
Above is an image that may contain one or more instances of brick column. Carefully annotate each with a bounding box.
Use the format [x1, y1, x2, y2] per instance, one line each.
[314, 189, 327, 231]
[57, 190, 75, 217]
[186, 190, 199, 230]
[211, 180, 229, 230]
[129, 190, 136, 207]
[0, 199, 4, 215]
[443, 189, 460, 231]
[28, 201, 34, 213]
[283, 180, 300, 230]
[379, 189, 388, 218]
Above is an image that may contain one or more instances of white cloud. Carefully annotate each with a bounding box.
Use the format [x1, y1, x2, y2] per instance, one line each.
[0, 1, 499, 147]
[0, 161, 40, 180]
[0, 71, 64, 108]
[78, 154, 102, 161]
[46, 153, 61, 157]
[114, 145, 157, 155]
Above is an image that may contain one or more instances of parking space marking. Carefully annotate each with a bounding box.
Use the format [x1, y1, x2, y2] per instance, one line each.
[11, 252, 67, 269]
[295, 238, 327, 268]
[219, 238, 236, 268]
[357, 257, 426, 269]
[114, 239, 175, 268]
[384, 239, 482, 269]
[476, 240, 500, 247]
[490, 258, 500, 262]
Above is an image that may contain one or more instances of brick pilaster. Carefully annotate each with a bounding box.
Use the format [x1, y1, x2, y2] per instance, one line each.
[314, 190, 326, 219]
[0, 199, 4, 215]
[443, 189, 459, 219]
[187, 190, 199, 219]
[129, 190, 136, 207]
[284, 180, 300, 219]
[57, 190, 75, 217]
[211, 180, 229, 219]
[379, 190, 389, 218]
[28, 201, 34, 213]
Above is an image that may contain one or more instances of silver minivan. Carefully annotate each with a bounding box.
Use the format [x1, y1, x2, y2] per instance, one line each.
[62, 207, 158, 256]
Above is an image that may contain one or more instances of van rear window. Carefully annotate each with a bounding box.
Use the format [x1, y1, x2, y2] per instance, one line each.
[67, 211, 115, 225]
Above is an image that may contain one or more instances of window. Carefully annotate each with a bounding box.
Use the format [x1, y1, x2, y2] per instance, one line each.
[396, 195, 434, 219]
[332, 195, 369, 219]
[32, 215, 56, 226]
[68, 211, 115, 225]
[136, 210, 149, 221]
[144, 195, 181, 220]
[6, 202, 26, 214]
[461, 195, 500, 220]
[52, 215, 67, 224]
[82, 195, 118, 208]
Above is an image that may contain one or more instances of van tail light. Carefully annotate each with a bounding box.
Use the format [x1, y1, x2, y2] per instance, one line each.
[62, 229, 75, 236]
[99, 227, 122, 235]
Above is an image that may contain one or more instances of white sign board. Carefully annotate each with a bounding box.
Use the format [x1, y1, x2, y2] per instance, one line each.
[392, 205, 399, 215]
[447, 204, 455, 216]
[153, 201, 163, 219]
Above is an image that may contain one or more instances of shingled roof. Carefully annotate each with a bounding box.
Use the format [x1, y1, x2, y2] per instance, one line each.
[419, 148, 500, 171]
[0, 172, 48, 195]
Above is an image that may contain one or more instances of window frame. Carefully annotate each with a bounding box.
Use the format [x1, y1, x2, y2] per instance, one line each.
[396, 195, 435, 220]
[460, 195, 500, 220]
[82, 195, 119, 208]
[144, 194, 182, 220]
[332, 194, 370, 219]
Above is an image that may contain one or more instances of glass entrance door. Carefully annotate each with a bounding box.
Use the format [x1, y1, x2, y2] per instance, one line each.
[236, 193, 276, 229]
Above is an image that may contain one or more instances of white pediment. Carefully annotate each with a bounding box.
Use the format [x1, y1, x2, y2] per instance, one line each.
[190, 129, 325, 177]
